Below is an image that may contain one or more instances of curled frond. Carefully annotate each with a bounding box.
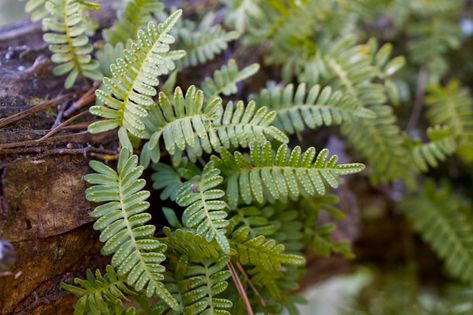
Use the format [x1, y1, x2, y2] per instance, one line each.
[42, 0, 101, 88]
[212, 141, 365, 209]
[88, 11, 185, 137]
[84, 149, 178, 309]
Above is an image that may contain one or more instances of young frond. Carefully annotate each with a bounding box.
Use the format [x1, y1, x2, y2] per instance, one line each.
[251, 83, 375, 135]
[61, 265, 135, 315]
[84, 149, 178, 309]
[88, 11, 185, 137]
[102, 0, 163, 45]
[23, 0, 48, 21]
[153, 256, 233, 315]
[176, 162, 230, 253]
[141, 86, 287, 164]
[400, 180, 473, 283]
[409, 125, 456, 173]
[202, 59, 260, 99]
[175, 13, 239, 68]
[212, 141, 365, 209]
[42, 0, 101, 88]
[151, 161, 199, 201]
[230, 225, 305, 271]
[426, 81, 473, 162]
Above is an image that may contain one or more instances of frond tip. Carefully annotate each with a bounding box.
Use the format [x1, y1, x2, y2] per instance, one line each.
[84, 148, 178, 310]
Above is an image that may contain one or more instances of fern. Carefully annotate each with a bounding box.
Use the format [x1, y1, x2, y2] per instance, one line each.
[408, 125, 456, 173]
[222, 0, 262, 32]
[88, 10, 185, 137]
[23, 0, 48, 21]
[426, 81, 473, 162]
[202, 59, 260, 99]
[175, 13, 239, 68]
[400, 180, 473, 283]
[176, 162, 230, 253]
[42, 0, 101, 88]
[61, 265, 135, 315]
[84, 148, 178, 309]
[212, 141, 365, 209]
[141, 86, 287, 164]
[153, 256, 233, 315]
[251, 83, 375, 135]
[102, 0, 163, 45]
[151, 161, 200, 201]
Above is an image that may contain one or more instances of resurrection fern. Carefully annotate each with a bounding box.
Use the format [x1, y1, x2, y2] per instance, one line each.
[174, 13, 239, 68]
[401, 181, 473, 283]
[151, 161, 200, 201]
[23, 0, 48, 21]
[102, 0, 163, 45]
[61, 265, 135, 315]
[176, 162, 230, 253]
[426, 81, 473, 162]
[88, 11, 185, 137]
[202, 59, 260, 99]
[212, 141, 365, 209]
[251, 83, 375, 135]
[153, 256, 233, 315]
[141, 86, 287, 164]
[42, 0, 101, 88]
[84, 148, 178, 309]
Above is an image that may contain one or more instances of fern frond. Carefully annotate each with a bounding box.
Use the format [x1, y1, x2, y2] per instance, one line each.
[162, 227, 221, 263]
[42, 0, 101, 88]
[227, 206, 279, 238]
[84, 148, 178, 309]
[141, 86, 287, 164]
[102, 0, 163, 45]
[222, 0, 262, 32]
[176, 162, 230, 253]
[230, 225, 305, 271]
[151, 161, 200, 201]
[96, 42, 125, 78]
[61, 265, 135, 315]
[400, 180, 473, 283]
[212, 141, 365, 209]
[202, 59, 260, 99]
[251, 83, 375, 135]
[175, 13, 239, 68]
[153, 256, 233, 315]
[409, 125, 456, 173]
[24, 0, 48, 21]
[426, 81, 473, 162]
[88, 10, 185, 137]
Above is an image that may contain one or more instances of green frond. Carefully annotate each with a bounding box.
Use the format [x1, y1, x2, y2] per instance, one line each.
[251, 83, 375, 135]
[88, 10, 185, 137]
[151, 161, 200, 201]
[202, 59, 260, 99]
[400, 180, 473, 283]
[222, 0, 262, 32]
[175, 13, 239, 68]
[42, 0, 101, 88]
[153, 256, 233, 315]
[211, 141, 365, 209]
[162, 227, 221, 263]
[409, 125, 456, 173]
[102, 0, 163, 45]
[227, 206, 279, 238]
[176, 162, 230, 253]
[84, 148, 178, 309]
[141, 86, 287, 164]
[23, 0, 48, 21]
[426, 81, 473, 162]
[96, 42, 125, 78]
[61, 265, 135, 315]
[230, 225, 305, 271]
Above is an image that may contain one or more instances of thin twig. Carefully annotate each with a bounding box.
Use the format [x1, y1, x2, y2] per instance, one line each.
[236, 261, 267, 307]
[0, 131, 89, 149]
[227, 261, 254, 315]
[0, 93, 73, 129]
[37, 111, 90, 142]
[406, 68, 428, 133]
[51, 100, 67, 129]
[1, 145, 119, 160]
[64, 83, 98, 117]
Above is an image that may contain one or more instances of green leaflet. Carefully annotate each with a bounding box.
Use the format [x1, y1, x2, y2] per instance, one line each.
[251, 83, 375, 135]
[42, 0, 101, 88]
[212, 141, 365, 209]
[176, 162, 230, 254]
[84, 148, 178, 310]
[401, 180, 473, 283]
[61, 265, 135, 315]
[88, 10, 185, 138]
